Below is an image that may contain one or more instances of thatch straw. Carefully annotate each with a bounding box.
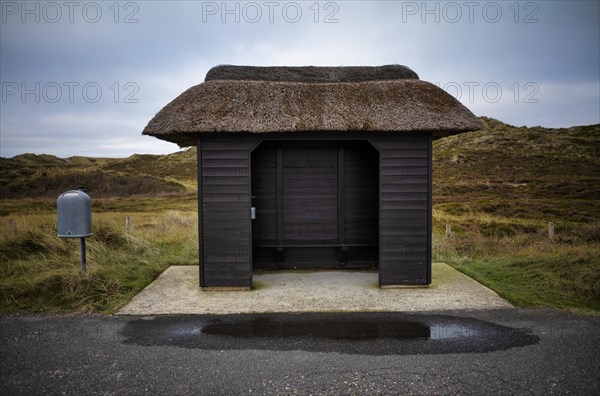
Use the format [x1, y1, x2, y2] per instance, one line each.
[143, 65, 482, 146]
[205, 64, 419, 82]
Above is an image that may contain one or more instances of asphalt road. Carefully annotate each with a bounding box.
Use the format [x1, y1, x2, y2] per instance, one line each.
[1, 308, 599, 395]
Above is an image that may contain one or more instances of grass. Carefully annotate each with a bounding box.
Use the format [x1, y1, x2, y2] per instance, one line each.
[433, 117, 600, 221]
[0, 211, 198, 313]
[0, 196, 197, 217]
[3, 206, 597, 314]
[429, 118, 600, 313]
[450, 253, 600, 312]
[0, 147, 200, 313]
[432, 212, 600, 313]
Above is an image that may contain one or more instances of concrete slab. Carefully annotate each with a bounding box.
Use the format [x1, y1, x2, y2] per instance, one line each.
[116, 263, 512, 315]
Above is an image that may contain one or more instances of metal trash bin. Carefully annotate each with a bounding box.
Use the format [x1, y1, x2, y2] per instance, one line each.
[57, 188, 92, 272]
[57, 189, 92, 238]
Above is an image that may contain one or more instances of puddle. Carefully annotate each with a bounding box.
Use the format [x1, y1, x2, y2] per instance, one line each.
[202, 317, 501, 341]
[202, 317, 455, 340]
[122, 313, 539, 355]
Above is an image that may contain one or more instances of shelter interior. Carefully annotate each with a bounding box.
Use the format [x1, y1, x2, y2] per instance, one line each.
[251, 140, 379, 270]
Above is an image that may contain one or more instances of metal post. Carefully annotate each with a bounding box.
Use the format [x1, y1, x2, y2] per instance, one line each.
[80, 237, 87, 273]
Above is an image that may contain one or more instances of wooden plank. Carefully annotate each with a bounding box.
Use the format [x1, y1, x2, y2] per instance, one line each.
[203, 193, 250, 203]
[380, 201, 429, 210]
[276, 145, 283, 245]
[377, 209, 428, 219]
[379, 265, 427, 282]
[381, 183, 429, 193]
[380, 251, 429, 260]
[380, 231, 428, 239]
[427, 133, 433, 283]
[203, 226, 252, 238]
[368, 157, 428, 167]
[197, 136, 204, 287]
[253, 243, 377, 248]
[380, 167, 429, 181]
[380, 284, 429, 289]
[337, 143, 345, 246]
[202, 176, 249, 186]
[201, 150, 251, 160]
[380, 192, 429, 201]
[201, 140, 261, 151]
[381, 149, 428, 158]
[202, 206, 249, 216]
[201, 184, 250, 194]
[372, 140, 428, 150]
[202, 167, 249, 178]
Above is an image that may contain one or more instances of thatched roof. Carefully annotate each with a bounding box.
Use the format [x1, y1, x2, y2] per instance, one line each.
[205, 64, 420, 82]
[143, 65, 482, 146]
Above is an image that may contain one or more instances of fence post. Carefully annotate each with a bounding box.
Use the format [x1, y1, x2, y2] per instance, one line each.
[445, 224, 452, 239]
[548, 221, 554, 241]
[125, 216, 132, 234]
[7, 218, 15, 233]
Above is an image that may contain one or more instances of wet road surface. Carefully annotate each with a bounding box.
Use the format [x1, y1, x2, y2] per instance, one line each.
[1, 309, 599, 394]
[122, 313, 539, 355]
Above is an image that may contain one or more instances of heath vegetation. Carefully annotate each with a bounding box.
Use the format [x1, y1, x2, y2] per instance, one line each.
[1, 119, 598, 313]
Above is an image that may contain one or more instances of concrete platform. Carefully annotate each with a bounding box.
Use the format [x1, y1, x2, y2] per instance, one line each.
[116, 263, 512, 315]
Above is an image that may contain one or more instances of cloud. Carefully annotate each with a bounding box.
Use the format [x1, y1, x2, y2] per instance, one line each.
[1, 0, 598, 158]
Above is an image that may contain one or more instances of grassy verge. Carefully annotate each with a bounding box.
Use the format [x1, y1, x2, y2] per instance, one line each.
[1, 203, 598, 314]
[0, 210, 198, 314]
[432, 211, 600, 313]
[448, 253, 600, 312]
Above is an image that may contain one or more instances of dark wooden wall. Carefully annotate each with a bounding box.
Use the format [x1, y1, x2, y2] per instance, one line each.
[198, 135, 259, 289]
[198, 133, 431, 288]
[370, 134, 432, 285]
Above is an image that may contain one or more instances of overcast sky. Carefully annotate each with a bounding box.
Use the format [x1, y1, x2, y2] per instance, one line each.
[1, 0, 598, 158]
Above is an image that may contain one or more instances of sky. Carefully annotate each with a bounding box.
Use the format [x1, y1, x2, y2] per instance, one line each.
[1, 0, 599, 158]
